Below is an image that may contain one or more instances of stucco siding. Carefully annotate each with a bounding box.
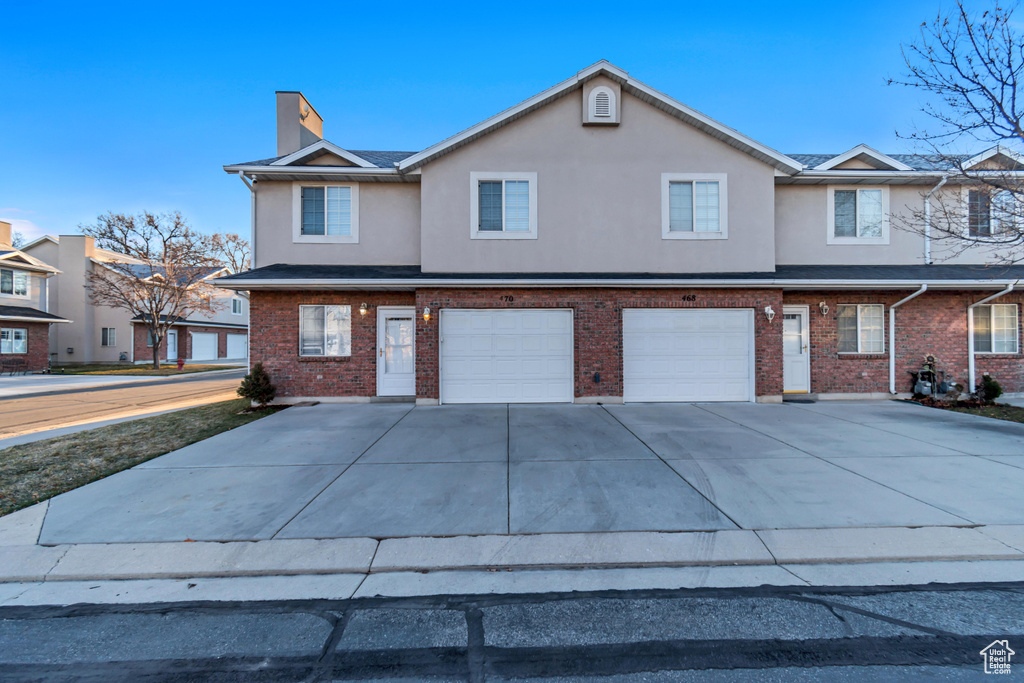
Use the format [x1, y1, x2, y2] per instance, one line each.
[253, 181, 421, 268]
[418, 85, 777, 274]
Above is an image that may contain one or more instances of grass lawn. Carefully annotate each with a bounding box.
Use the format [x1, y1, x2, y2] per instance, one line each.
[50, 364, 237, 376]
[942, 402, 1024, 425]
[0, 398, 280, 516]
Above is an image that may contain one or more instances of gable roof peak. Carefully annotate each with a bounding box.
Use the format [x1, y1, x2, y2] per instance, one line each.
[813, 144, 913, 171]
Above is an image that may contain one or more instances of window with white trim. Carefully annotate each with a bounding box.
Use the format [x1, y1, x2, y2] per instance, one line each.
[101, 327, 116, 347]
[661, 173, 728, 240]
[0, 328, 27, 354]
[469, 172, 538, 239]
[837, 304, 884, 353]
[827, 187, 890, 244]
[291, 183, 359, 243]
[299, 305, 351, 357]
[231, 298, 243, 315]
[968, 189, 1018, 236]
[0, 269, 28, 297]
[973, 304, 1019, 353]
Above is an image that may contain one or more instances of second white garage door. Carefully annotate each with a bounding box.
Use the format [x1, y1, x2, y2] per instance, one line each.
[226, 333, 247, 359]
[440, 309, 573, 404]
[191, 332, 219, 361]
[623, 309, 753, 402]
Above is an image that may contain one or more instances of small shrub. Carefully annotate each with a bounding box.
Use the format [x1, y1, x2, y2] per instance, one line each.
[975, 374, 1003, 404]
[237, 362, 276, 407]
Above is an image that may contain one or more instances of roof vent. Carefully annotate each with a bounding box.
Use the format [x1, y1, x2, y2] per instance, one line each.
[585, 85, 618, 126]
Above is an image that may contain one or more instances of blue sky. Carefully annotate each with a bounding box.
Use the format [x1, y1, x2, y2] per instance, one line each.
[0, 0, 958, 244]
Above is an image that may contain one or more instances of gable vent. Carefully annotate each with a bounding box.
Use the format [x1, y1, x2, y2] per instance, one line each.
[594, 91, 611, 117]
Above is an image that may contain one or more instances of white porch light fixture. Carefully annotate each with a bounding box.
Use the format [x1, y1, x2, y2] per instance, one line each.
[764, 305, 776, 323]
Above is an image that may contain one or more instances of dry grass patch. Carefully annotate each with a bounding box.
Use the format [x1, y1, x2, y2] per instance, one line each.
[0, 398, 280, 516]
[50, 364, 237, 376]
[942, 403, 1024, 425]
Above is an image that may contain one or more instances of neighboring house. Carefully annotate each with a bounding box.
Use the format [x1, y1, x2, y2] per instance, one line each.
[216, 61, 1024, 404]
[0, 221, 70, 372]
[22, 235, 250, 365]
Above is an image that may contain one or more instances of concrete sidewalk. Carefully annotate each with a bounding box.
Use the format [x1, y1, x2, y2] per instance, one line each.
[2, 500, 1023, 604]
[0, 367, 244, 399]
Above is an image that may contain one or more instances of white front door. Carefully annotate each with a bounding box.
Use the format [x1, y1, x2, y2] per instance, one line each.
[377, 307, 416, 396]
[783, 306, 810, 393]
[166, 330, 177, 361]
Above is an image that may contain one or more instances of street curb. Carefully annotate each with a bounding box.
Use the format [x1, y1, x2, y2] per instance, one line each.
[2, 526, 1024, 583]
[0, 368, 246, 401]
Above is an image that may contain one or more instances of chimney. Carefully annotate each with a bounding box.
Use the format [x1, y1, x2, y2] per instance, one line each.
[276, 91, 323, 156]
[0, 221, 11, 247]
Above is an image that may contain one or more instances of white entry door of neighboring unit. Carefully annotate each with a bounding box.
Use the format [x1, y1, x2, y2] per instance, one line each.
[166, 330, 178, 361]
[783, 306, 810, 393]
[226, 333, 248, 359]
[440, 309, 573, 404]
[377, 307, 416, 396]
[191, 332, 218, 361]
[622, 308, 754, 403]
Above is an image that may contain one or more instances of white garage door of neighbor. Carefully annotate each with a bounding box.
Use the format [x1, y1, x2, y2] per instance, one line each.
[623, 309, 753, 403]
[440, 309, 573, 404]
[191, 332, 219, 361]
[226, 333, 247, 359]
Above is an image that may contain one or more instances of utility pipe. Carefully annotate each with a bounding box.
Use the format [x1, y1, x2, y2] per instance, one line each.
[968, 281, 1017, 392]
[923, 174, 948, 265]
[889, 284, 928, 394]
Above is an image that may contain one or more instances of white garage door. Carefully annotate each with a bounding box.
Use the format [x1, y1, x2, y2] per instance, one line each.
[191, 332, 219, 361]
[440, 309, 573, 404]
[623, 309, 753, 403]
[226, 333, 247, 359]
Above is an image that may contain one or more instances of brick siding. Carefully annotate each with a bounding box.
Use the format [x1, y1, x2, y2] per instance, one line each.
[1, 321, 51, 373]
[782, 290, 1024, 394]
[133, 324, 246, 363]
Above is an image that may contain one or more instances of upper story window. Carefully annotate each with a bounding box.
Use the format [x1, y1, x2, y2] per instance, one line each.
[231, 298, 243, 315]
[661, 173, 728, 240]
[827, 186, 890, 245]
[973, 303, 1019, 354]
[837, 304, 884, 353]
[968, 189, 1018, 236]
[0, 328, 27, 354]
[291, 183, 359, 244]
[299, 304, 351, 357]
[469, 172, 538, 240]
[101, 327, 116, 347]
[0, 268, 28, 297]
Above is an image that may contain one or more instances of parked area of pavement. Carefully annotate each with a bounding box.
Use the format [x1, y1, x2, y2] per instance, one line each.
[0, 369, 245, 443]
[1, 581, 1020, 680]
[30, 400, 1024, 543]
[1, 399, 1024, 600]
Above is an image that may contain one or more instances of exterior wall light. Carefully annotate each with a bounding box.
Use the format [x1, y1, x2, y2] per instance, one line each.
[423, 307, 431, 321]
[359, 302, 368, 316]
[764, 306, 775, 323]
[818, 301, 829, 316]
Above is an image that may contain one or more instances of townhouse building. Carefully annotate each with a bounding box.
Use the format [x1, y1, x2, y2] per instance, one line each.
[216, 62, 1024, 404]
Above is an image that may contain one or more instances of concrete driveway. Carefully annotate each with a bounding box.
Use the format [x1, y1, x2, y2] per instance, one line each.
[37, 400, 1024, 544]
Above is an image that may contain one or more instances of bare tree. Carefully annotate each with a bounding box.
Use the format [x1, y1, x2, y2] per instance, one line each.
[11, 231, 25, 248]
[206, 232, 251, 273]
[890, 1, 1024, 262]
[82, 212, 223, 369]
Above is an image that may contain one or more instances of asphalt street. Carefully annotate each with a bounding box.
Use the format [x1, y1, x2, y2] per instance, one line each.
[0, 581, 1019, 681]
[0, 370, 246, 439]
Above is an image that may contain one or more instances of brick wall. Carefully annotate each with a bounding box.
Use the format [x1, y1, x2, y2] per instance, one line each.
[250, 291, 415, 397]
[133, 324, 246, 363]
[2, 322, 51, 372]
[782, 290, 1024, 394]
[415, 288, 785, 400]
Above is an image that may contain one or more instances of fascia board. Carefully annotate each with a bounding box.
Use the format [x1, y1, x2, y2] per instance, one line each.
[224, 164, 400, 176]
[0, 315, 72, 323]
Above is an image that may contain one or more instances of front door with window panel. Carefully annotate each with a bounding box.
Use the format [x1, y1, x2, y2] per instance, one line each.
[782, 306, 810, 393]
[166, 330, 178, 361]
[377, 307, 416, 396]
